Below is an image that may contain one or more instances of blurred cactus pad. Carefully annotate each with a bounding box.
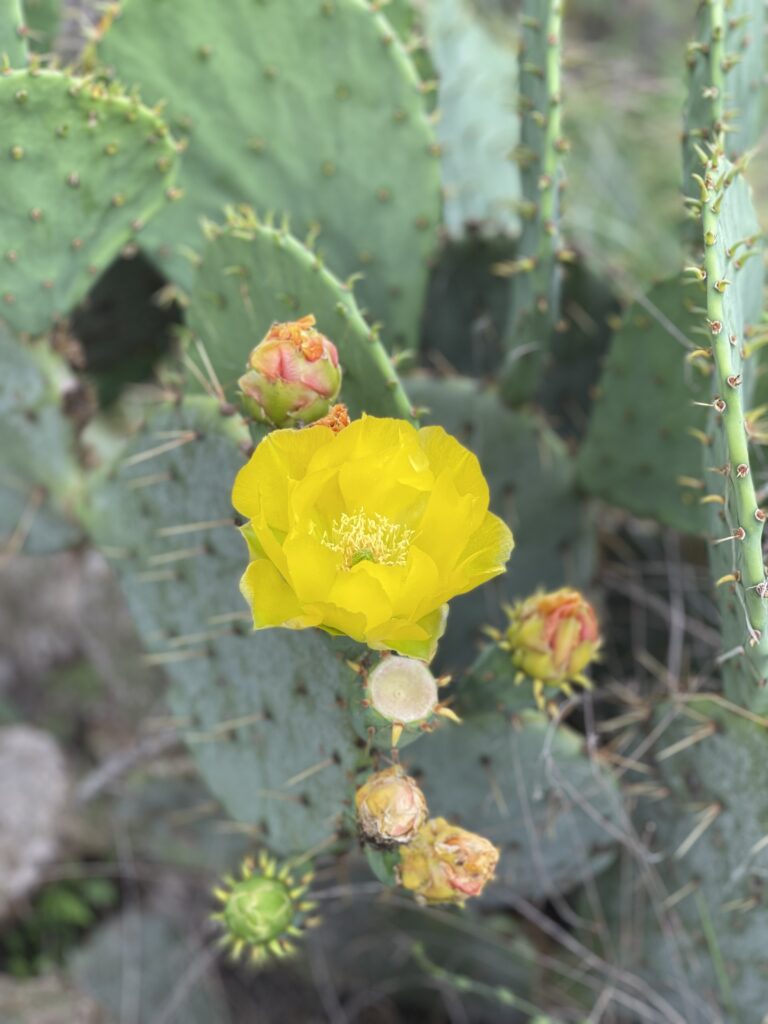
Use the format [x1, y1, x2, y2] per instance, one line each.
[3, 1, 768, 1022]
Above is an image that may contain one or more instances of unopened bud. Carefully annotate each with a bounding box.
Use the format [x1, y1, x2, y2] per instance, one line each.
[237, 314, 342, 427]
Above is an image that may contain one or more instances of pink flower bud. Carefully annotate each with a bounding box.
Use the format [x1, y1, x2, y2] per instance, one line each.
[237, 314, 342, 427]
[504, 588, 601, 697]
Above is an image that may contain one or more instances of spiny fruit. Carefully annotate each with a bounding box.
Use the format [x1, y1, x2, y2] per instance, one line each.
[211, 852, 319, 965]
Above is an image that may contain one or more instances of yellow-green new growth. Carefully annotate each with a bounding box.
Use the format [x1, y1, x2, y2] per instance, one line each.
[211, 852, 318, 966]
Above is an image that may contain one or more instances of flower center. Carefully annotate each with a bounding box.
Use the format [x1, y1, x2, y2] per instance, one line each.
[321, 509, 413, 570]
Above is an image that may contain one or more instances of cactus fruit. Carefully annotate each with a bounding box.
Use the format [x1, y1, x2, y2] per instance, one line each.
[237, 315, 342, 428]
[211, 852, 318, 964]
[348, 654, 459, 750]
[354, 765, 428, 847]
[0, 68, 178, 336]
[577, 279, 711, 533]
[186, 209, 412, 420]
[94, 0, 441, 347]
[398, 817, 500, 905]
[495, 587, 601, 708]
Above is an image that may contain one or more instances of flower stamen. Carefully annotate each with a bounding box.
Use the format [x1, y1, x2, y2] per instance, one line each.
[322, 509, 413, 570]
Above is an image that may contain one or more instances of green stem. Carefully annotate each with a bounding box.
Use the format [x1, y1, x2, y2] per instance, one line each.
[702, 165, 768, 650]
[539, 0, 562, 248]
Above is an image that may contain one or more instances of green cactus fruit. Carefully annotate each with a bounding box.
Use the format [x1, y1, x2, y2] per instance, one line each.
[185, 209, 412, 420]
[426, 0, 521, 238]
[212, 852, 317, 964]
[94, 0, 441, 348]
[348, 654, 459, 751]
[577, 278, 711, 533]
[497, 0, 565, 405]
[86, 396, 364, 855]
[0, 68, 178, 335]
[2, 0, 28, 65]
[0, 326, 84, 554]
[406, 374, 595, 671]
[405, 710, 622, 904]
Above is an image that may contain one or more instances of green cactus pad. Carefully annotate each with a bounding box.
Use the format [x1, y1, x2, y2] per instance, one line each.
[186, 209, 412, 420]
[406, 711, 622, 903]
[0, 68, 178, 335]
[683, 0, 764, 193]
[94, 0, 441, 347]
[407, 374, 595, 671]
[86, 397, 362, 855]
[498, 0, 565, 405]
[577, 278, 711, 534]
[23, 0, 59, 54]
[0, 327, 83, 554]
[1, 0, 28, 65]
[426, 0, 521, 238]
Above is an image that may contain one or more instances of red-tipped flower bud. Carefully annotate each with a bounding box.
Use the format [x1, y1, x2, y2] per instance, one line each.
[237, 314, 342, 427]
[503, 587, 601, 704]
[398, 817, 500, 905]
[355, 765, 428, 847]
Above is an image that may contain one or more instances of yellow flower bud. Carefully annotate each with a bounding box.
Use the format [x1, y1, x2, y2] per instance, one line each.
[355, 765, 428, 846]
[398, 817, 500, 905]
[502, 588, 600, 705]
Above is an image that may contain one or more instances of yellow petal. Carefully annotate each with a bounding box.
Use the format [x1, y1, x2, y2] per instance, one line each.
[240, 559, 320, 629]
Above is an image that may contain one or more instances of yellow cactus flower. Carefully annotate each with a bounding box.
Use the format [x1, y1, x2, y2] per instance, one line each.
[355, 765, 429, 846]
[501, 587, 601, 707]
[398, 817, 500, 905]
[232, 415, 513, 661]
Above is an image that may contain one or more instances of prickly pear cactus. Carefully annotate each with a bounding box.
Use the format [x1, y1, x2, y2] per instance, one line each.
[407, 374, 594, 669]
[426, 0, 521, 239]
[694, 152, 767, 713]
[0, 68, 178, 335]
[1, 0, 28, 65]
[683, 0, 764, 192]
[577, 279, 711, 534]
[496, 0, 565, 405]
[94, 0, 441, 346]
[86, 396, 365, 855]
[0, 327, 83, 554]
[186, 209, 413, 420]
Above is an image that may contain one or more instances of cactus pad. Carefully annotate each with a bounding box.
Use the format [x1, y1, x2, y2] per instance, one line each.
[95, 0, 441, 347]
[406, 711, 622, 903]
[1, 0, 28, 65]
[0, 68, 178, 334]
[87, 397, 363, 855]
[0, 328, 83, 554]
[186, 209, 412, 420]
[577, 278, 711, 533]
